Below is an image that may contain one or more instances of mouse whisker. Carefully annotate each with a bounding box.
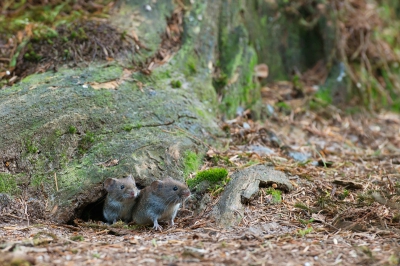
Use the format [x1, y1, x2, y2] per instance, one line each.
[164, 194, 177, 206]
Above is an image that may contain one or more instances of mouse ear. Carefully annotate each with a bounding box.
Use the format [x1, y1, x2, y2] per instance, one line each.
[103, 178, 116, 191]
[126, 175, 135, 182]
[150, 180, 162, 191]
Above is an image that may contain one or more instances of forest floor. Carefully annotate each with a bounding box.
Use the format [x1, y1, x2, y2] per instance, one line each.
[1, 82, 400, 266]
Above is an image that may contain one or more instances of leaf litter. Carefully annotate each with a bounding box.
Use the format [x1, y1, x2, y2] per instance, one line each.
[2, 80, 400, 265]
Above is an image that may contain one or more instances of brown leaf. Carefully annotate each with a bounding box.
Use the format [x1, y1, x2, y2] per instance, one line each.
[254, 64, 269, 79]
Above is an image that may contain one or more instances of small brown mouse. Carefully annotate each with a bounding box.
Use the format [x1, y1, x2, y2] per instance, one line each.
[131, 177, 191, 231]
[103, 175, 139, 224]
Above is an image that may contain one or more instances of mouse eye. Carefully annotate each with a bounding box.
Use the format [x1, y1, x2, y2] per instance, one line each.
[120, 185, 125, 189]
[173, 186, 178, 191]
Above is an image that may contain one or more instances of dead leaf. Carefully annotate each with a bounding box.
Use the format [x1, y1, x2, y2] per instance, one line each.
[254, 64, 269, 79]
[90, 80, 119, 90]
[311, 213, 326, 223]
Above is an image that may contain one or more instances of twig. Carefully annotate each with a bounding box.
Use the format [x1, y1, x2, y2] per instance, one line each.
[4, 213, 28, 221]
[54, 172, 59, 192]
[189, 221, 207, 229]
[141, 120, 175, 128]
[24, 200, 30, 227]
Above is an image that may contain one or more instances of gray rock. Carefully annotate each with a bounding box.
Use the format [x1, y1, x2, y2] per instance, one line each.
[195, 193, 212, 216]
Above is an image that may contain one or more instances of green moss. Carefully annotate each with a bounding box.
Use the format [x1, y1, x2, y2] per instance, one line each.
[187, 61, 197, 75]
[195, 108, 206, 119]
[309, 89, 332, 110]
[265, 188, 282, 204]
[183, 54, 198, 77]
[26, 140, 38, 153]
[275, 101, 291, 112]
[88, 65, 123, 84]
[78, 131, 96, 154]
[292, 74, 302, 89]
[315, 89, 333, 104]
[392, 100, 400, 113]
[216, 25, 261, 118]
[299, 218, 315, 225]
[24, 48, 43, 62]
[242, 160, 259, 168]
[93, 89, 114, 108]
[68, 126, 77, 134]
[123, 124, 134, 132]
[183, 151, 202, 178]
[187, 167, 228, 189]
[78, 27, 88, 40]
[339, 189, 350, 200]
[209, 155, 234, 166]
[123, 123, 142, 131]
[298, 226, 313, 237]
[0, 173, 18, 194]
[70, 235, 84, 241]
[154, 69, 172, 79]
[58, 165, 88, 193]
[55, 129, 62, 137]
[170, 80, 182, 88]
[84, 132, 96, 143]
[388, 254, 399, 265]
[218, 23, 246, 78]
[31, 174, 46, 187]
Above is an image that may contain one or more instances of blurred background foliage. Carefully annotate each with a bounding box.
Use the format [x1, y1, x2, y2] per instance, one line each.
[245, 0, 400, 112]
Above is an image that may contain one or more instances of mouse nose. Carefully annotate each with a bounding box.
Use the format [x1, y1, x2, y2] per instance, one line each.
[183, 189, 191, 198]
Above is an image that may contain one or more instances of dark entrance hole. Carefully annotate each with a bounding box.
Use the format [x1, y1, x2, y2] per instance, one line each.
[78, 195, 107, 223]
[68, 181, 146, 224]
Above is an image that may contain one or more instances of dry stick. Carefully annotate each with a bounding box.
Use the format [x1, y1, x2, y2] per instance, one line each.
[141, 120, 175, 128]
[17, 187, 31, 227]
[4, 213, 28, 221]
[54, 173, 59, 192]
[189, 220, 207, 229]
[23, 198, 30, 227]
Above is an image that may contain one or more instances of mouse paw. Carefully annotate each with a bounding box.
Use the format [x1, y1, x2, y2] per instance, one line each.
[153, 220, 163, 231]
[153, 224, 163, 231]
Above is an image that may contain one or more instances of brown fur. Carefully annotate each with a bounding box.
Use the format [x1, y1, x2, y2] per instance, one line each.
[103, 175, 139, 224]
[131, 177, 190, 231]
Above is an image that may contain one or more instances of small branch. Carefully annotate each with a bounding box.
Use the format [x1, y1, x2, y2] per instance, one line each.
[140, 120, 175, 128]
[4, 213, 28, 221]
[54, 173, 59, 192]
